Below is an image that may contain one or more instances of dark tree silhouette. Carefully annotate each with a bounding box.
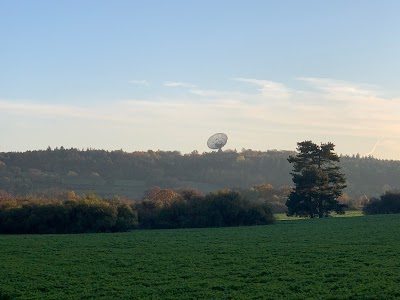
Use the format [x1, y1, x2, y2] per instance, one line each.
[363, 190, 400, 215]
[286, 141, 347, 218]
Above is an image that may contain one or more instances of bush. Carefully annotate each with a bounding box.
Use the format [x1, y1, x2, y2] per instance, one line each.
[65, 199, 118, 233]
[136, 189, 275, 229]
[0, 292, 11, 300]
[0, 189, 275, 233]
[0, 193, 138, 234]
[363, 191, 400, 215]
[107, 196, 139, 231]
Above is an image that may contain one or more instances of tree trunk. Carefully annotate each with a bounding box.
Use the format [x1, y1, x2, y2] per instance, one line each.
[318, 199, 323, 218]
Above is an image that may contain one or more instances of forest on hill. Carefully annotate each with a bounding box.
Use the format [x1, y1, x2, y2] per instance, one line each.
[0, 147, 399, 199]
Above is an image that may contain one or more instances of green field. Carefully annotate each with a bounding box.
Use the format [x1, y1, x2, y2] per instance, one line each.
[1, 215, 400, 299]
[275, 210, 364, 221]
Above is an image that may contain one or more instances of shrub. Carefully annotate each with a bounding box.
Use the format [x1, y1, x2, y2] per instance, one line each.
[0, 193, 138, 234]
[0, 189, 275, 233]
[363, 191, 400, 215]
[136, 189, 275, 229]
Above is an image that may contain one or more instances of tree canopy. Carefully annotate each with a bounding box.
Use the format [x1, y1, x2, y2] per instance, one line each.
[1, 147, 400, 199]
[362, 190, 400, 215]
[286, 141, 347, 218]
[0, 188, 275, 233]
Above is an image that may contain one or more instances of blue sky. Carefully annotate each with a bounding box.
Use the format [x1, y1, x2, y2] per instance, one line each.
[2, 1, 400, 159]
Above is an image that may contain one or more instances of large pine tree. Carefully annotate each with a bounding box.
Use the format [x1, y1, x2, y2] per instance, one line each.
[286, 141, 347, 218]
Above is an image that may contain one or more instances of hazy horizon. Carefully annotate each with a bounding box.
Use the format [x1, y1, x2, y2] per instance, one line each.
[2, 1, 400, 159]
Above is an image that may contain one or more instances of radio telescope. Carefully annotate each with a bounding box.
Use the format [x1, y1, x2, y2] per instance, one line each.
[207, 133, 228, 152]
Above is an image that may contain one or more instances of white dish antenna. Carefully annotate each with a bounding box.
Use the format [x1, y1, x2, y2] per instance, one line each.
[207, 133, 228, 152]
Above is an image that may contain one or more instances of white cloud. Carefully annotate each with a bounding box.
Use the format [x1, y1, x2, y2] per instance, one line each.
[2, 77, 400, 159]
[163, 81, 196, 88]
[297, 77, 380, 99]
[0, 101, 90, 118]
[234, 77, 290, 99]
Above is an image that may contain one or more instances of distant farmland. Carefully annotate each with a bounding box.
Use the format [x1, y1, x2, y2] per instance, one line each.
[1, 215, 400, 299]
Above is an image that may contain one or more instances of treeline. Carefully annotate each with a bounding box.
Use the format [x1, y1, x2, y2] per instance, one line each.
[2, 185, 399, 234]
[0, 188, 275, 234]
[363, 191, 400, 215]
[0, 192, 138, 234]
[137, 188, 275, 229]
[0, 148, 292, 197]
[1, 148, 400, 198]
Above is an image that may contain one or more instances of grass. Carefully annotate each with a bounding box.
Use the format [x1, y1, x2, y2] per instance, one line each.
[275, 210, 364, 220]
[1, 214, 400, 299]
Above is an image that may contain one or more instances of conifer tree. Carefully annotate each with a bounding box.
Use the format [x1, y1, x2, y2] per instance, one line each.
[286, 141, 347, 218]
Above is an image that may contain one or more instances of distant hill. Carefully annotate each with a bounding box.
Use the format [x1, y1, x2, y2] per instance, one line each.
[0, 148, 399, 198]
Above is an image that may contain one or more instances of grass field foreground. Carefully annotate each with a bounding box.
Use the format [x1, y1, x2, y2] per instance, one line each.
[1, 214, 400, 299]
[274, 210, 364, 221]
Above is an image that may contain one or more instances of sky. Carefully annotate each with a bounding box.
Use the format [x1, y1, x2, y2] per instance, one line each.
[1, 1, 400, 159]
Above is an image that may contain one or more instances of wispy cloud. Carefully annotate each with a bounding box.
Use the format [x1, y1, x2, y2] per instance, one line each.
[234, 77, 290, 99]
[0, 101, 91, 118]
[297, 77, 380, 99]
[129, 80, 149, 86]
[189, 88, 249, 100]
[163, 81, 196, 88]
[2, 77, 400, 159]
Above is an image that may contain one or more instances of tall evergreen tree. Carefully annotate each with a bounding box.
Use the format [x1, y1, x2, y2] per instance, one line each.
[286, 141, 347, 218]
